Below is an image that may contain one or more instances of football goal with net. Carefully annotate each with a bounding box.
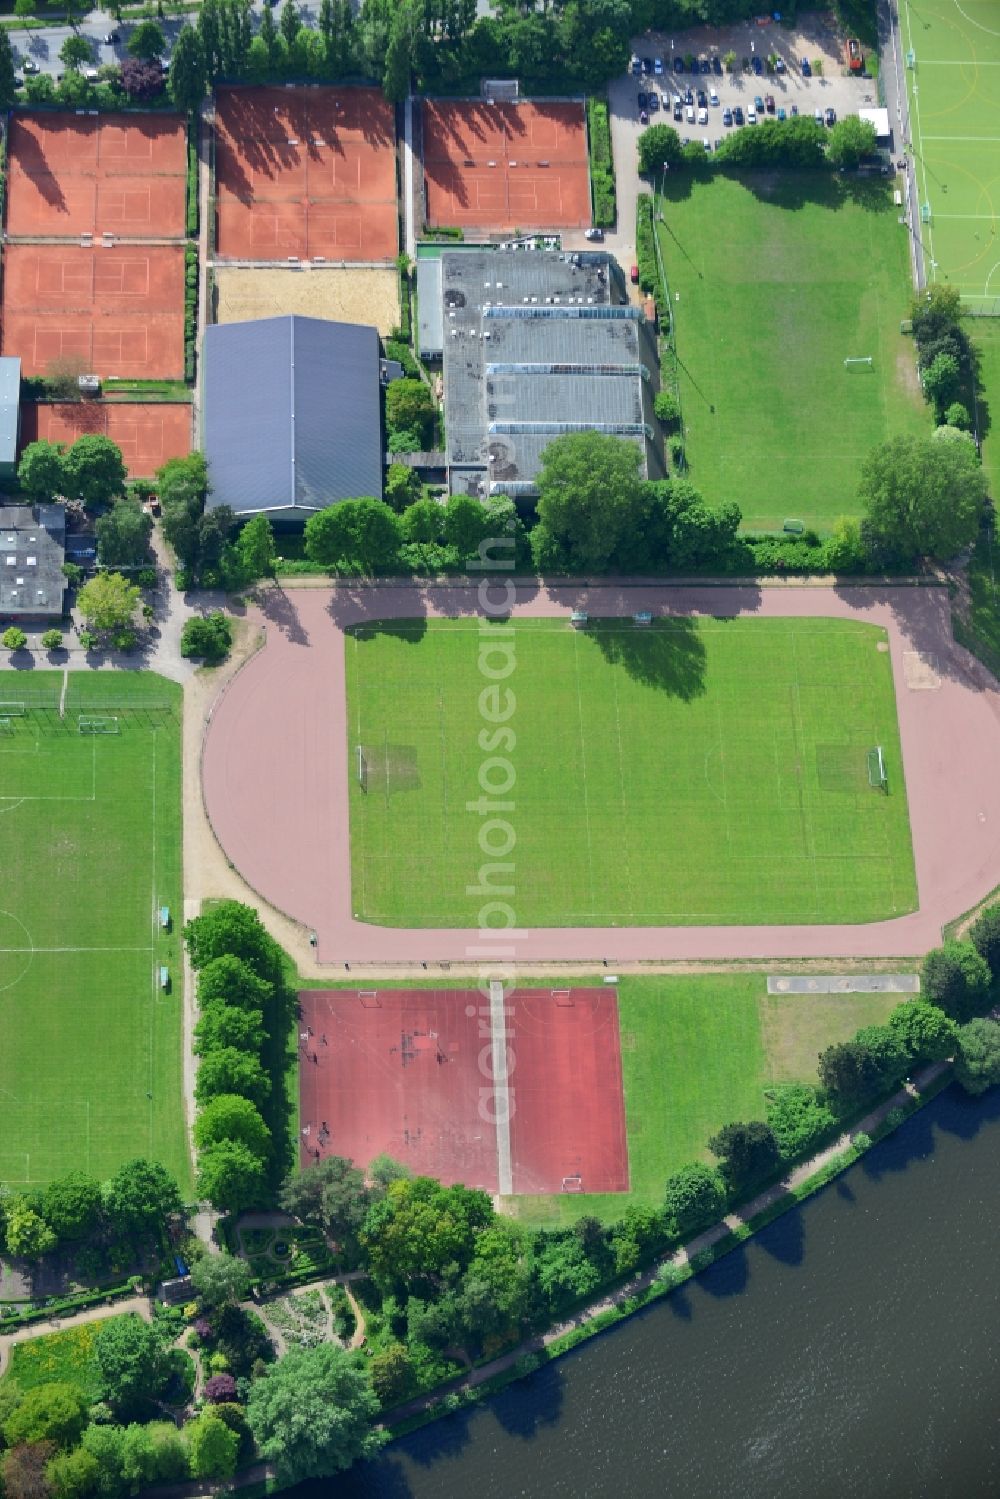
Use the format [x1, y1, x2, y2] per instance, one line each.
[0, 702, 26, 717]
[867, 745, 888, 793]
[78, 716, 120, 735]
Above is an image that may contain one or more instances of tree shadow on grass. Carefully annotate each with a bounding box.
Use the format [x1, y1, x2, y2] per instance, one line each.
[582, 617, 708, 699]
[262, 980, 299, 1191]
[348, 618, 429, 645]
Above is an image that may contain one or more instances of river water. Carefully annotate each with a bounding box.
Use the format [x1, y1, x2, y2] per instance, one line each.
[299, 1084, 1000, 1499]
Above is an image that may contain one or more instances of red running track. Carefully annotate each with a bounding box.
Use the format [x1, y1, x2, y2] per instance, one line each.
[297, 987, 629, 1196]
[201, 583, 1000, 963]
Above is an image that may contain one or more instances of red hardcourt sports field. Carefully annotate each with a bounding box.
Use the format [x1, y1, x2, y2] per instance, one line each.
[298, 988, 629, 1196]
[214, 87, 398, 261]
[1, 243, 186, 378]
[422, 99, 591, 230]
[20, 402, 191, 478]
[6, 113, 187, 238]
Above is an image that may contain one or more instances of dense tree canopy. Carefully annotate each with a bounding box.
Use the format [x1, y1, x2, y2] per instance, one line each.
[4, 1385, 88, 1451]
[76, 573, 140, 636]
[954, 1017, 1000, 1095]
[102, 1158, 182, 1239]
[826, 115, 877, 169]
[817, 1039, 884, 1107]
[303, 498, 403, 574]
[638, 122, 683, 174]
[61, 436, 128, 511]
[92, 1315, 166, 1414]
[246, 1344, 382, 1484]
[887, 1000, 958, 1066]
[360, 1176, 493, 1290]
[127, 20, 166, 59]
[921, 940, 991, 1022]
[197, 1140, 269, 1214]
[279, 1156, 374, 1253]
[42, 1171, 102, 1242]
[858, 434, 987, 564]
[194, 1001, 265, 1056]
[95, 497, 153, 569]
[534, 431, 646, 572]
[196, 953, 274, 1012]
[185, 902, 284, 987]
[167, 24, 207, 113]
[969, 901, 1000, 977]
[18, 441, 66, 503]
[189, 1250, 253, 1309]
[194, 1046, 271, 1109]
[708, 1120, 780, 1194]
[663, 1163, 726, 1236]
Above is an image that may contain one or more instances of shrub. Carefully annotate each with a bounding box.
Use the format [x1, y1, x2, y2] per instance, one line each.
[765, 1083, 836, 1160]
[654, 389, 680, 428]
[40, 629, 63, 651]
[180, 612, 232, 664]
[969, 900, 1000, 977]
[204, 1373, 238, 1404]
[921, 940, 991, 1021]
[944, 402, 970, 430]
[587, 98, 616, 227]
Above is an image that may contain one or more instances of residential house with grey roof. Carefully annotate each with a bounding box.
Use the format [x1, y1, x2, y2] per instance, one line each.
[0, 504, 66, 623]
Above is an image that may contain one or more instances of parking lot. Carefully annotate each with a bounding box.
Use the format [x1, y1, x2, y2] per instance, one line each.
[591, 12, 882, 271]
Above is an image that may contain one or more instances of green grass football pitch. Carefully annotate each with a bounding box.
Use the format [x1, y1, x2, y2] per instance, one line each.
[901, 0, 1000, 305]
[346, 617, 917, 929]
[0, 674, 189, 1190]
[655, 173, 926, 531]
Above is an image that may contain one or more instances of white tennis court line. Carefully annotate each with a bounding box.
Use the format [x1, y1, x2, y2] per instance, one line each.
[489, 979, 513, 1196]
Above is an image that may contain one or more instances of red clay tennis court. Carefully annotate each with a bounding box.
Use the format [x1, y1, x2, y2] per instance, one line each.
[422, 99, 591, 230]
[6, 112, 187, 239]
[298, 987, 629, 1196]
[20, 402, 191, 477]
[215, 86, 398, 261]
[1, 244, 185, 378]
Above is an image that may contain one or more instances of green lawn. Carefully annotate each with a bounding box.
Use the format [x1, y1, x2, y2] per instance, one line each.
[655, 172, 925, 531]
[3, 1319, 120, 1399]
[347, 617, 916, 928]
[900, 0, 1000, 305]
[0, 674, 189, 1190]
[511, 974, 900, 1226]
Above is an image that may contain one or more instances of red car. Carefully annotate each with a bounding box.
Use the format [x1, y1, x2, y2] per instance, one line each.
[630, 264, 640, 285]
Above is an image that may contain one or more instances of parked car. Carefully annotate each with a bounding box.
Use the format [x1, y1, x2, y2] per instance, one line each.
[777, 106, 786, 120]
[653, 56, 663, 74]
[825, 106, 837, 125]
[103, 30, 120, 43]
[684, 87, 694, 104]
[747, 108, 757, 124]
[801, 57, 812, 75]
[584, 228, 603, 241]
[754, 95, 764, 112]
[814, 107, 823, 123]
[703, 137, 712, 151]
[638, 90, 648, 108]
[686, 104, 695, 122]
[648, 92, 659, 111]
[774, 55, 785, 72]
[722, 106, 733, 126]
[765, 93, 775, 112]
[673, 55, 685, 73]
[630, 56, 642, 76]
[673, 102, 683, 121]
[697, 88, 707, 107]
[790, 103, 799, 115]
[700, 57, 711, 73]
[733, 105, 744, 125]
[22, 58, 39, 73]
[640, 110, 648, 123]
[712, 54, 723, 74]
[752, 54, 763, 74]
[641, 56, 652, 73]
[709, 87, 719, 105]
[698, 107, 708, 124]
[630, 264, 640, 284]
[662, 92, 672, 108]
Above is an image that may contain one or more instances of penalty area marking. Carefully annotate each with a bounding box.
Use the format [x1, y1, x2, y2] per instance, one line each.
[489, 980, 513, 1196]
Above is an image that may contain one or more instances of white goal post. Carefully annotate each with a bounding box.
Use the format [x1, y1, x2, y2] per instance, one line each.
[844, 356, 874, 369]
[78, 716, 120, 735]
[867, 745, 887, 792]
[357, 746, 368, 793]
[0, 702, 26, 716]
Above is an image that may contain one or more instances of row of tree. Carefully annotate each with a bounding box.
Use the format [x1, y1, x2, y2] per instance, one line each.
[638, 115, 879, 176]
[0, 1160, 182, 1264]
[155, 454, 275, 588]
[911, 282, 979, 433]
[187, 903, 294, 1215]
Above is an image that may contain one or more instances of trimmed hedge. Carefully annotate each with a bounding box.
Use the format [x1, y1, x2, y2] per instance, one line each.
[636, 194, 661, 303]
[186, 121, 199, 238]
[184, 245, 198, 383]
[587, 97, 616, 228]
[397, 261, 412, 344]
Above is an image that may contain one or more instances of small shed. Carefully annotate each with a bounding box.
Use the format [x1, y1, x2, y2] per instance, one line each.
[159, 965, 169, 991]
[158, 1275, 191, 1306]
[570, 610, 589, 629]
[858, 107, 891, 143]
[633, 611, 653, 627]
[159, 906, 170, 930]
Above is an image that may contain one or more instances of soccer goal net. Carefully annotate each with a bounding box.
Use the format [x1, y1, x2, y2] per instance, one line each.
[357, 746, 368, 793]
[0, 702, 26, 717]
[844, 356, 873, 369]
[482, 77, 519, 100]
[867, 746, 887, 792]
[78, 716, 120, 735]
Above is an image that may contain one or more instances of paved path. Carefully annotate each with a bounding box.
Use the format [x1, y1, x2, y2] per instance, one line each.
[201, 580, 1000, 965]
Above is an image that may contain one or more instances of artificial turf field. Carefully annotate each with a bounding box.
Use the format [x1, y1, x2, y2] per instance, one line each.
[901, 0, 1000, 304]
[655, 173, 926, 531]
[347, 617, 916, 929]
[0, 674, 188, 1189]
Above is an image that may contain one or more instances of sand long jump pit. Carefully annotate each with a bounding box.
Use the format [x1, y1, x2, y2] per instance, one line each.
[6, 112, 187, 239]
[422, 98, 591, 230]
[212, 265, 400, 337]
[214, 86, 398, 261]
[1, 243, 186, 379]
[298, 987, 629, 1196]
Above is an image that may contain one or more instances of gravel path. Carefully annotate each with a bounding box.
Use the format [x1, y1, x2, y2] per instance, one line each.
[201, 579, 1000, 966]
